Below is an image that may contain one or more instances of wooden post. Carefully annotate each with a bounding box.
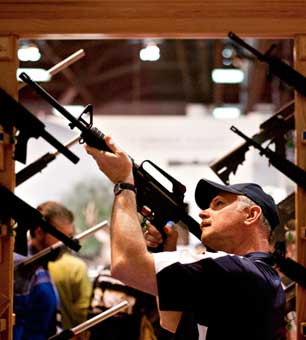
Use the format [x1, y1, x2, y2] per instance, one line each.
[0, 35, 18, 340]
[294, 35, 306, 340]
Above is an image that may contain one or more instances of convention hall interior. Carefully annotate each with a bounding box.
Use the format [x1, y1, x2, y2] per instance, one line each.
[0, 2, 306, 340]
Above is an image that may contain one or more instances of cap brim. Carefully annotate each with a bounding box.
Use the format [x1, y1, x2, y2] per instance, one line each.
[195, 179, 243, 209]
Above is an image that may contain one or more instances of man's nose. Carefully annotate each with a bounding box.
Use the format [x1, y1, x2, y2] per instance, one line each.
[199, 208, 210, 219]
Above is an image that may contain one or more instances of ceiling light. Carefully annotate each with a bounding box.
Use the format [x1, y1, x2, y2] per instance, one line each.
[222, 46, 234, 59]
[17, 68, 51, 82]
[18, 43, 41, 62]
[211, 68, 244, 84]
[212, 106, 241, 119]
[139, 42, 160, 62]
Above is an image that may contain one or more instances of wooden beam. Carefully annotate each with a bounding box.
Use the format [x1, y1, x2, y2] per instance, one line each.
[0, 34, 18, 340]
[0, 1, 306, 38]
[294, 34, 306, 340]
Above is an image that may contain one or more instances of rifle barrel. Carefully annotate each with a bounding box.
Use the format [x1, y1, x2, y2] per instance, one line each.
[73, 301, 128, 335]
[52, 135, 79, 157]
[48, 301, 129, 340]
[39, 129, 79, 164]
[19, 72, 81, 130]
[228, 32, 264, 59]
[16, 135, 80, 186]
[76, 220, 109, 242]
[15, 220, 109, 269]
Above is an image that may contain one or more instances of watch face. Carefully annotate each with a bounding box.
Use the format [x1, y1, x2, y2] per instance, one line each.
[114, 183, 122, 195]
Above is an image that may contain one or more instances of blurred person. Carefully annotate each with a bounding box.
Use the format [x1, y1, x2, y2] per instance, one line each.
[13, 252, 60, 340]
[85, 135, 286, 340]
[29, 201, 92, 336]
[88, 267, 161, 340]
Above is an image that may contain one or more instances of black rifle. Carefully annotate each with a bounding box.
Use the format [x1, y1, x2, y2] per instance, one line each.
[16, 135, 79, 186]
[0, 184, 80, 252]
[228, 31, 306, 98]
[230, 125, 306, 191]
[19, 72, 202, 250]
[272, 249, 306, 289]
[271, 192, 295, 251]
[48, 301, 129, 340]
[209, 100, 294, 184]
[15, 221, 108, 278]
[0, 88, 79, 164]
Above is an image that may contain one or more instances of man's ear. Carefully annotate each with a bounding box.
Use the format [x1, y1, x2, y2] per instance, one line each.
[245, 205, 261, 225]
[35, 226, 45, 239]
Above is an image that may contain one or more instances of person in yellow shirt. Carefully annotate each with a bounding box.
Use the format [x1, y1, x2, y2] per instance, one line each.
[48, 251, 92, 329]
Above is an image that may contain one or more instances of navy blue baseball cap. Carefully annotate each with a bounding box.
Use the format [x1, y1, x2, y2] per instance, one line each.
[195, 179, 280, 230]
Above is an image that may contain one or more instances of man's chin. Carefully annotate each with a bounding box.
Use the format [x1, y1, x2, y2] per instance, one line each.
[201, 233, 215, 249]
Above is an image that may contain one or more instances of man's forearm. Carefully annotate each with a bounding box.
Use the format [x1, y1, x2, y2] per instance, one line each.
[110, 190, 157, 295]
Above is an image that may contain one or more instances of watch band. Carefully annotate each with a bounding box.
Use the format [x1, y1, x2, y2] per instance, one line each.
[114, 182, 137, 196]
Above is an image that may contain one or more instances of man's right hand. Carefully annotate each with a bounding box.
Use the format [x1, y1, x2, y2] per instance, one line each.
[85, 135, 134, 185]
[144, 221, 178, 251]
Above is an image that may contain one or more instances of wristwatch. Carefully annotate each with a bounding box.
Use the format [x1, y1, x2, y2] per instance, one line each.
[114, 182, 137, 196]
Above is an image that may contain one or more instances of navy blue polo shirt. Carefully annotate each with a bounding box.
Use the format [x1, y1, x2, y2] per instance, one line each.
[153, 250, 285, 340]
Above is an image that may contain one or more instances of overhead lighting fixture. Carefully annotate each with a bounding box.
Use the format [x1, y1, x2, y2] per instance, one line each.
[139, 41, 160, 62]
[212, 106, 241, 119]
[211, 68, 244, 84]
[17, 68, 51, 82]
[18, 42, 41, 62]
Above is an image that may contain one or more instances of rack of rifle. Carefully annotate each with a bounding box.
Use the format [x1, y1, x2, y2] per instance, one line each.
[209, 32, 306, 290]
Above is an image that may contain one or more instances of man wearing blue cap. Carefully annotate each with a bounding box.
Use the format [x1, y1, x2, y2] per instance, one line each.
[85, 136, 286, 340]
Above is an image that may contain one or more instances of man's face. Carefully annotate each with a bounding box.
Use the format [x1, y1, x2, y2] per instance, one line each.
[199, 192, 247, 252]
[40, 216, 74, 248]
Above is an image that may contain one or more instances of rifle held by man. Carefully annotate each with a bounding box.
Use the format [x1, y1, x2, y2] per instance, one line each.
[19, 72, 202, 250]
